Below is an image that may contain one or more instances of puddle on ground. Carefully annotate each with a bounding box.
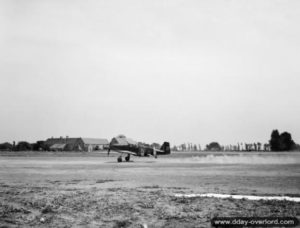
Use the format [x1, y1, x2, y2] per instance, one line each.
[174, 193, 300, 202]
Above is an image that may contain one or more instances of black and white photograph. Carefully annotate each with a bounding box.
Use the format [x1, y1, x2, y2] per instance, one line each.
[0, 0, 300, 227]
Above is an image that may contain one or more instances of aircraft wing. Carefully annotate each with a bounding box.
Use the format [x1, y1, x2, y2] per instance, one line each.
[154, 149, 166, 154]
[109, 149, 138, 156]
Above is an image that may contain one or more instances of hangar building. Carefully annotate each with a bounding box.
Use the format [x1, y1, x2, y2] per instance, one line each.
[45, 137, 109, 152]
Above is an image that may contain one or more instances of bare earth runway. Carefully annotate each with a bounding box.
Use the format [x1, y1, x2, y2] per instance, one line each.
[0, 152, 300, 227]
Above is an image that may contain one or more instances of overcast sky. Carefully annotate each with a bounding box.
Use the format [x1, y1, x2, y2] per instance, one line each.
[0, 0, 299, 146]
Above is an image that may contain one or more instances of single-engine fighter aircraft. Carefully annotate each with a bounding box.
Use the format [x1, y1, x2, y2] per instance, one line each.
[107, 135, 170, 162]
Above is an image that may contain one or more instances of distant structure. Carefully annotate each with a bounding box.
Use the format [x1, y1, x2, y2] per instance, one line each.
[82, 138, 110, 152]
[45, 137, 109, 152]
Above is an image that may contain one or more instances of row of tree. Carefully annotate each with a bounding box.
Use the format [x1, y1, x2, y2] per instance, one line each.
[0, 141, 49, 151]
[173, 142, 271, 152]
[207, 142, 271, 151]
[172, 130, 299, 152]
[1, 130, 299, 152]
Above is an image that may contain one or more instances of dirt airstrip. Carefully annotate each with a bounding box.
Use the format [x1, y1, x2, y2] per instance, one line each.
[0, 152, 299, 227]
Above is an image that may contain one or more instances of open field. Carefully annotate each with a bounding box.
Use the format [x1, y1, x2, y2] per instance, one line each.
[0, 152, 300, 227]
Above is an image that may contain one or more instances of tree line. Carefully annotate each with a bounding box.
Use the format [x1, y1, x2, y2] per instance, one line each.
[1, 130, 299, 152]
[172, 130, 299, 152]
[0, 141, 49, 151]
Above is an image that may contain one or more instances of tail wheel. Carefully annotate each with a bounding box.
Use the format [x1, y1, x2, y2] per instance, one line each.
[117, 156, 122, 162]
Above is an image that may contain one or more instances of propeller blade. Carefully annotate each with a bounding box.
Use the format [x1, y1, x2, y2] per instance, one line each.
[153, 148, 157, 159]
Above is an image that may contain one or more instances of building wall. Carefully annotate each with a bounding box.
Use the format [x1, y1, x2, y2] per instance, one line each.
[45, 137, 108, 152]
[66, 138, 85, 151]
[84, 144, 105, 152]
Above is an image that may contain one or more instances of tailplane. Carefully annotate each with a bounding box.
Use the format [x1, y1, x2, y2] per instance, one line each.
[160, 142, 171, 155]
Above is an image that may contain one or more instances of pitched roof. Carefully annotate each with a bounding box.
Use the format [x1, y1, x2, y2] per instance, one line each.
[50, 144, 66, 149]
[81, 138, 109, 145]
[45, 138, 80, 146]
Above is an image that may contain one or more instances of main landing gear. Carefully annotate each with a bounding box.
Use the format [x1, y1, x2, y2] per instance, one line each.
[117, 154, 131, 162]
[117, 156, 122, 162]
[125, 154, 130, 162]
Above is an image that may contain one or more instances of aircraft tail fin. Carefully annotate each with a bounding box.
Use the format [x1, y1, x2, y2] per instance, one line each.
[160, 142, 171, 155]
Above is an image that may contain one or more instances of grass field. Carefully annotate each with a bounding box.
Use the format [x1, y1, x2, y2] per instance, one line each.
[0, 152, 299, 227]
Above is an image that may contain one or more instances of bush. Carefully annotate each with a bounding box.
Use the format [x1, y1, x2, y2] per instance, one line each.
[15, 141, 32, 151]
[32, 141, 49, 151]
[0, 142, 13, 151]
[206, 142, 222, 151]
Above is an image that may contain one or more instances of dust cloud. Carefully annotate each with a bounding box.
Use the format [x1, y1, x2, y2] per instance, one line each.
[164, 154, 300, 164]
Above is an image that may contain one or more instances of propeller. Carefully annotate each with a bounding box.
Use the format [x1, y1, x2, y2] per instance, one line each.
[153, 147, 157, 159]
[107, 145, 111, 156]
